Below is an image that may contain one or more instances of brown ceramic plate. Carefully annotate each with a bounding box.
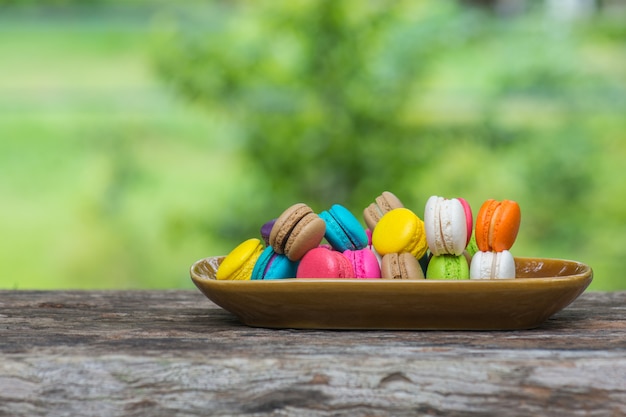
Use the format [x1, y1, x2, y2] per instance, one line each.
[190, 256, 592, 330]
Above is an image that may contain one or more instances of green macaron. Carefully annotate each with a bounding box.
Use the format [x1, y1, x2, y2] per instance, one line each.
[426, 254, 470, 280]
[465, 229, 480, 257]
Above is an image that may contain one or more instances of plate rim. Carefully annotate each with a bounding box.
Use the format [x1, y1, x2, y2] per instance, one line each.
[190, 256, 593, 286]
[189, 255, 593, 330]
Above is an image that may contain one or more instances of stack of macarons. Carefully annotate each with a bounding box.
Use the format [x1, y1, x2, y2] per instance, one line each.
[214, 192, 521, 281]
[417, 196, 520, 280]
[423, 196, 474, 280]
[370, 206, 429, 279]
[469, 199, 521, 279]
[361, 191, 427, 279]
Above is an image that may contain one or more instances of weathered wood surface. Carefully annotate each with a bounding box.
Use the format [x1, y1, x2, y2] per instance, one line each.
[1, 290, 625, 417]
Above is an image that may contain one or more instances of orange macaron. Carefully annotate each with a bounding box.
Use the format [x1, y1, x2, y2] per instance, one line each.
[475, 199, 521, 252]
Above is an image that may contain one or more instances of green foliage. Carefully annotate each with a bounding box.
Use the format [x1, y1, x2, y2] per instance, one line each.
[0, 8, 235, 289]
[154, 2, 485, 228]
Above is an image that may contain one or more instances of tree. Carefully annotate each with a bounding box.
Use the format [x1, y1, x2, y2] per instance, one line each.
[153, 1, 483, 237]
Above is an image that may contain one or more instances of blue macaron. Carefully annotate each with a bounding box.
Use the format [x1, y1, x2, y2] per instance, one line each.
[251, 246, 299, 280]
[319, 204, 368, 252]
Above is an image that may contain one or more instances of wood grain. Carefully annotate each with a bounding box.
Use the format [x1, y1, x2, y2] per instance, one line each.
[1, 290, 625, 416]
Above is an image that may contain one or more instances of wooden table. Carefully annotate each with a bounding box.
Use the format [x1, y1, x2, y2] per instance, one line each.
[1, 290, 624, 416]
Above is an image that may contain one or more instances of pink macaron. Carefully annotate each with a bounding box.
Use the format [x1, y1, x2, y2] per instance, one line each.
[457, 197, 473, 247]
[342, 248, 381, 279]
[297, 247, 355, 278]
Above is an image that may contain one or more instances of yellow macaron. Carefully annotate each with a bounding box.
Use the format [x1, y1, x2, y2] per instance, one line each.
[372, 208, 428, 259]
[216, 238, 264, 280]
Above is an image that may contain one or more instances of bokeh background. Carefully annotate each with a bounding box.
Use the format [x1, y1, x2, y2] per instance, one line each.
[1, 0, 624, 290]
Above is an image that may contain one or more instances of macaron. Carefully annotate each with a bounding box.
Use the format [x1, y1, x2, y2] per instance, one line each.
[297, 247, 355, 278]
[458, 197, 473, 247]
[475, 199, 521, 252]
[342, 248, 381, 279]
[424, 196, 471, 256]
[381, 252, 425, 280]
[216, 238, 264, 280]
[363, 191, 404, 230]
[426, 254, 470, 280]
[269, 203, 326, 261]
[470, 250, 516, 279]
[372, 208, 428, 259]
[465, 229, 479, 257]
[260, 219, 276, 246]
[251, 246, 299, 280]
[319, 204, 368, 252]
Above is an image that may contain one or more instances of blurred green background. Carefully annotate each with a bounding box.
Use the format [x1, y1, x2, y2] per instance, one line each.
[1, 0, 624, 290]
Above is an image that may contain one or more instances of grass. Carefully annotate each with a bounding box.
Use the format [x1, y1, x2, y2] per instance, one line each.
[0, 7, 240, 289]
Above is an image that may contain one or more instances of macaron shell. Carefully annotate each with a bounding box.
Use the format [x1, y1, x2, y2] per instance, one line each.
[475, 199, 521, 252]
[424, 196, 467, 256]
[216, 238, 264, 280]
[445, 198, 469, 255]
[264, 253, 299, 279]
[381, 252, 424, 280]
[496, 250, 516, 279]
[470, 250, 516, 279]
[466, 229, 479, 257]
[426, 254, 469, 280]
[297, 247, 355, 278]
[457, 197, 473, 246]
[343, 249, 381, 279]
[381, 253, 400, 279]
[321, 204, 368, 252]
[283, 212, 326, 261]
[372, 208, 428, 259]
[400, 252, 425, 279]
[423, 196, 439, 253]
[469, 251, 491, 279]
[251, 246, 298, 280]
[377, 191, 404, 212]
[251, 245, 273, 280]
[490, 200, 521, 252]
[475, 199, 499, 252]
[270, 203, 312, 254]
[363, 191, 404, 230]
[260, 219, 276, 246]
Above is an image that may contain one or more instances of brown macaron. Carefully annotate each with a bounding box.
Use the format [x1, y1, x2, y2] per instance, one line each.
[381, 252, 425, 280]
[269, 203, 326, 261]
[363, 191, 404, 230]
